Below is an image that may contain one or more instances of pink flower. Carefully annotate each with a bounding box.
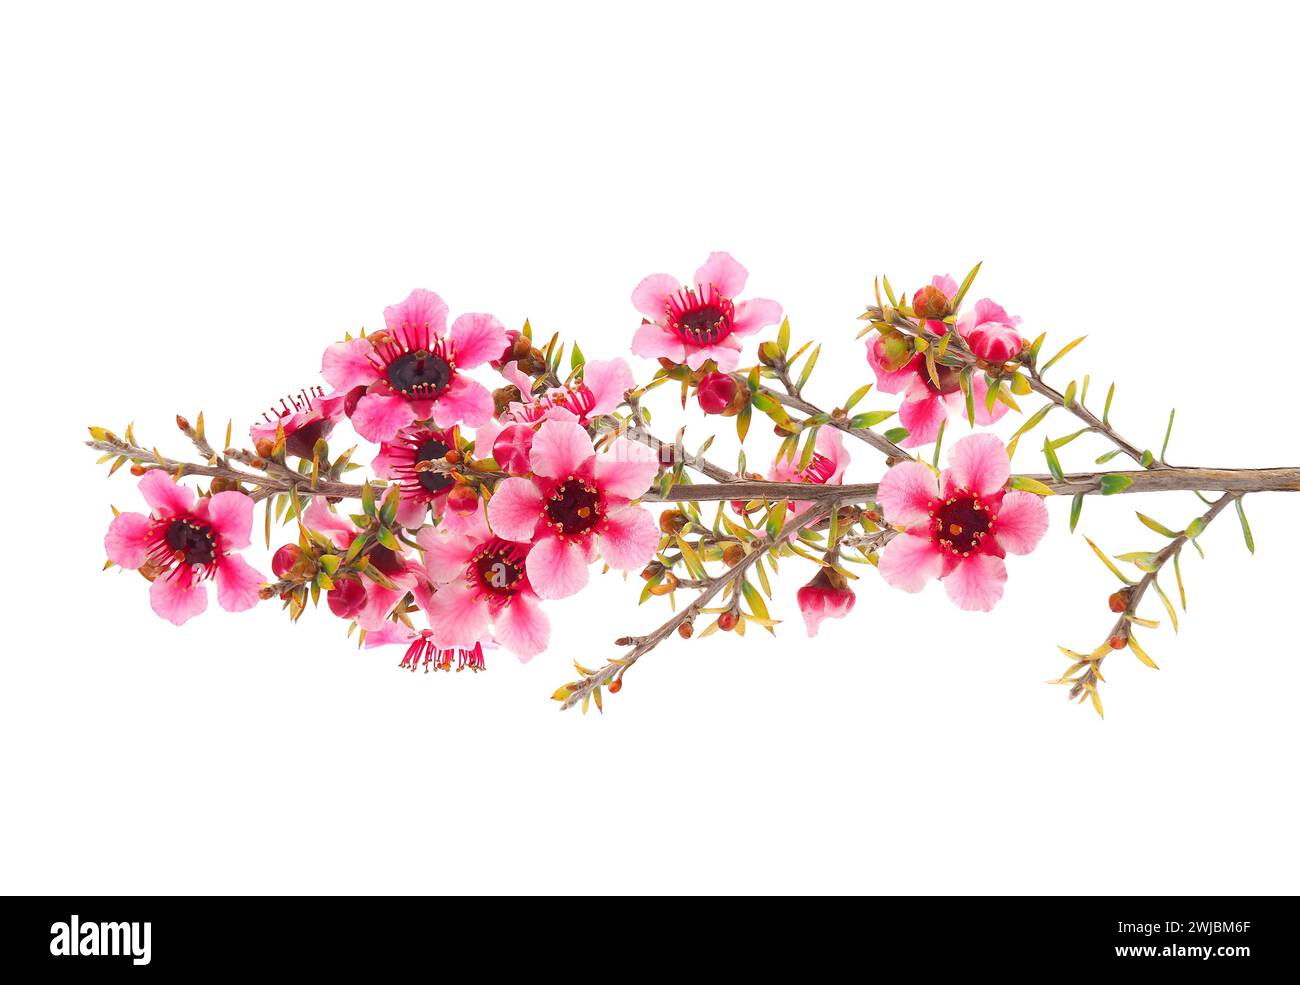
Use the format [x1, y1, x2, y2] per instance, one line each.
[486, 420, 661, 600]
[250, 386, 346, 458]
[696, 371, 737, 415]
[758, 428, 850, 519]
[797, 568, 856, 637]
[417, 508, 549, 662]
[104, 471, 263, 625]
[875, 433, 1049, 611]
[364, 622, 488, 674]
[631, 252, 782, 372]
[321, 289, 506, 443]
[958, 298, 1024, 363]
[371, 424, 461, 528]
[302, 498, 421, 631]
[864, 274, 1017, 447]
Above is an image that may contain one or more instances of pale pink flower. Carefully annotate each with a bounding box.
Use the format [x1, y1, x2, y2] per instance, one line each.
[797, 568, 856, 637]
[302, 498, 422, 631]
[104, 471, 263, 625]
[321, 289, 506, 443]
[631, 252, 782, 372]
[364, 622, 489, 674]
[876, 433, 1049, 611]
[417, 507, 549, 661]
[753, 428, 851, 521]
[486, 420, 660, 600]
[250, 386, 346, 458]
[864, 274, 1018, 447]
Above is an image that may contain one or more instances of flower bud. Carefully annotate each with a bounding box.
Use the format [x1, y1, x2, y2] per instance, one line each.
[757, 341, 783, 367]
[326, 578, 367, 619]
[717, 611, 739, 632]
[446, 483, 479, 516]
[130, 464, 146, 476]
[722, 543, 745, 566]
[912, 285, 952, 320]
[965, 322, 1024, 363]
[254, 438, 275, 458]
[608, 679, 623, 693]
[796, 568, 855, 637]
[1108, 589, 1131, 613]
[1107, 633, 1129, 650]
[491, 330, 522, 369]
[659, 509, 686, 534]
[271, 544, 304, 578]
[343, 385, 368, 418]
[696, 371, 737, 415]
[492, 384, 522, 417]
[678, 622, 693, 640]
[209, 476, 237, 494]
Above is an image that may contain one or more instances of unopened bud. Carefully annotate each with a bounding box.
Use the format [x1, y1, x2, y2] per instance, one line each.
[608, 679, 623, 693]
[446, 483, 479, 516]
[722, 543, 745, 566]
[271, 544, 304, 579]
[659, 509, 686, 534]
[209, 476, 237, 494]
[1108, 589, 1131, 613]
[254, 438, 275, 458]
[757, 341, 783, 367]
[176, 415, 190, 432]
[677, 622, 693, 640]
[1108, 633, 1129, 650]
[717, 611, 739, 632]
[493, 385, 522, 416]
[129, 464, 146, 476]
[912, 284, 952, 320]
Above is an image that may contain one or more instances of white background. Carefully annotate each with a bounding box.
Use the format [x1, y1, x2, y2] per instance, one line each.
[3, 2, 1297, 895]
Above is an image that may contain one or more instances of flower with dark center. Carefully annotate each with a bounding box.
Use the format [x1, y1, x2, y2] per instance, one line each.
[321, 288, 506, 442]
[372, 425, 459, 527]
[631, 252, 782, 372]
[418, 517, 550, 662]
[865, 272, 1019, 448]
[104, 471, 264, 625]
[250, 386, 346, 459]
[876, 434, 1049, 612]
[487, 420, 661, 600]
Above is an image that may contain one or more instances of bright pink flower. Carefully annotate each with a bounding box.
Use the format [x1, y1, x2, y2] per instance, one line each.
[875, 434, 1049, 611]
[250, 386, 346, 458]
[104, 471, 263, 626]
[417, 507, 549, 662]
[321, 289, 505, 443]
[478, 358, 634, 456]
[371, 424, 461, 528]
[797, 568, 856, 637]
[486, 420, 660, 600]
[760, 428, 850, 519]
[364, 622, 489, 674]
[958, 298, 1024, 363]
[631, 252, 782, 372]
[864, 274, 1016, 447]
[302, 498, 422, 631]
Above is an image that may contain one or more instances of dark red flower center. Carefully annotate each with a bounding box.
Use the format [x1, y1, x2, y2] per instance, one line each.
[667, 285, 735, 346]
[386, 350, 451, 399]
[472, 539, 527, 599]
[414, 437, 453, 494]
[366, 545, 407, 577]
[931, 494, 995, 557]
[165, 518, 216, 566]
[545, 479, 602, 536]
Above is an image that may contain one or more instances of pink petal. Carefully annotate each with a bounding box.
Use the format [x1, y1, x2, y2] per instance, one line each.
[303, 497, 356, 548]
[866, 338, 921, 396]
[685, 337, 742, 372]
[416, 526, 477, 583]
[582, 358, 635, 415]
[932, 274, 960, 299]
[631, 322, 687, 364]
[383, 288, 449, 339]
[595, 436, 660, 499]
[423, 582, 491, 648]
[530, 420, 595, 480]
[898, 392, 949, 448]
[321, 338, 378, 391]
[150, 577, 208, 626]
[730, 298, 783, 337]
[815, 428, 850, 482]
[206, 490, 254, 550]
[363, 622, 415, 648]
[215, 553, 263, 612]
[492, 423, 535, 474]
[352, 393, 417, 443]
[430, 376, 493, 428]
[139, 470, 195, 516]
[526, 535, 590, 599]
[944, 433, 1010, 498]
[877, 461, 938, 529]
[396, 495, 428, 528]
[631, 273, 682, 319]
[493, 592, 550, 662]
[487, 477, 543, 541]
[448, 311, 508, 369]
[994, 491, 1050, 555]
[942, 553, 1007, 611]
[105, 512, 152, 569]
[693, 251, 748, 298]
[356, 584, 400, 631]
[877, 533, 943, 594]
[971, 297, 1018, 327]
[596, 507, 659, 570]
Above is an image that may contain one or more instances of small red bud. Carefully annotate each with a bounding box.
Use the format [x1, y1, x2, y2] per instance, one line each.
[271, 544, 304, 579]
[327, 578, 367, 619]
[912, 284, 952, 320]
[176, 415, 190, 432]
[446, 483, 478, 516]
[677, 622, 693, 640]
[717, 611, 739, 632]
[1108, 589, 1131, 613]
[696, 371, 737, 415]
[254, 439, 275, 458]
[608, 679, 623, 693]
[1108, 633, 1129, 650]
[129, 464, 146, 476]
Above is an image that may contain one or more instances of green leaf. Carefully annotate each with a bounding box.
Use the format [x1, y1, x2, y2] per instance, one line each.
[795, 344, 821, 392]
[1069, 493, 1084, 533]
[765, 500, 788, 540]
[1042, 438, 1064, 481]
[361, 481, 377, 517]
[883, 426, 909, 444]
[843, 382, 873, 412]
[849, 409, 896, 429]
[736, 403, 752, 443]
[1102, 383, 1115, 425]
[777, 317, 791, 354]
[1100, 474, 1133, 495]
[1009, 475, 1056, 496]
[1135, 512, 1179, 538]
[1039, 336, 1087, 375]
[570, 343, 585, 372]
[1185, 517, 1206, 538]
[1062, 379, 1077, 407]
[1095, 448, 1124, 465]
[1160, 408, 1175, 462]
[1235, 498, 1255, 554]
[1084, 536, 1133, 585]
[1114, 550, 1160, 572]
[951, 261, 982, 309]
